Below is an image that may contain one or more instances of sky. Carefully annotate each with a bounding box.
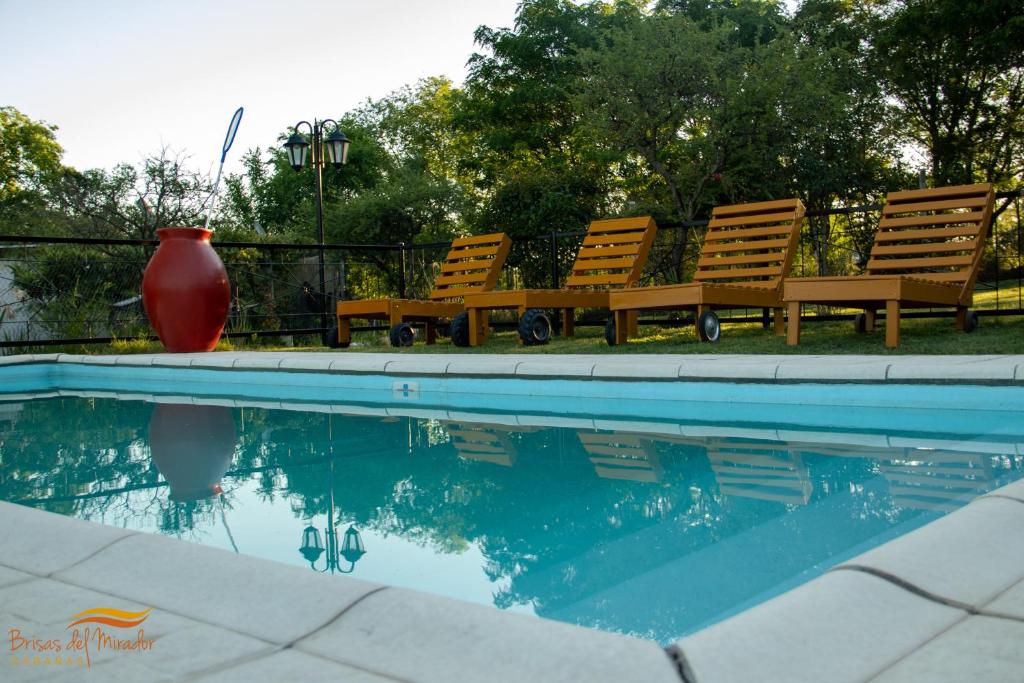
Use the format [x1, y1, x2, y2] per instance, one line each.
[0, 0, 522, 177]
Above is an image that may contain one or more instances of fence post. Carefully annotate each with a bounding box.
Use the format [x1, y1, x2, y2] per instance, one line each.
[398, 243, 407, 299]
[549, 232, 559, 289]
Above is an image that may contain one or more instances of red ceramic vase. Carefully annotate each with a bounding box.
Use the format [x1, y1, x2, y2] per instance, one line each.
[142, 227, 230, 352]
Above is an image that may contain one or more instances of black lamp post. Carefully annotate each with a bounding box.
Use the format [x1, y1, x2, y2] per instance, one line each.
[283, 120, 350, 344]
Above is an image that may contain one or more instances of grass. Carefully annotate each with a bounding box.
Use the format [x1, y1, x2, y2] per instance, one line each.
[339, 312, 1024, 355]
[4, 284, 1021, 357]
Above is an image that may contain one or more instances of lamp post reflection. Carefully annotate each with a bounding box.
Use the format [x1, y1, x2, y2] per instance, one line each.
[298, 461, 365, 573]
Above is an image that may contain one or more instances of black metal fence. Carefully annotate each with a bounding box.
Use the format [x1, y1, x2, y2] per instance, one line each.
[1, 191, 1021, 350]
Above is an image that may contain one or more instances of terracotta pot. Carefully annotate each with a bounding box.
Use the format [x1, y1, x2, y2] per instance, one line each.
[149, 403, 237, 502]
[142, 227, 230, 352]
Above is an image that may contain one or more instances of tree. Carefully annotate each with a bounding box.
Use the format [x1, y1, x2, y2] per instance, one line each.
[51, 147, 211, 241]
[0, 107, 64, 232]
[871, 0, 1024, 194]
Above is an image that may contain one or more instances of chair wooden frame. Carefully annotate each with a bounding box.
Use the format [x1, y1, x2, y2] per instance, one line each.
[606, 199, 806, 344]
[784, 183, 995, 348]
[460, 217, 658, 346]
[334, 232, 511, 347]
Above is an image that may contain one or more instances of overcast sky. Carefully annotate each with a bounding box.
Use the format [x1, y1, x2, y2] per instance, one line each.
[0, 0, 521, 176]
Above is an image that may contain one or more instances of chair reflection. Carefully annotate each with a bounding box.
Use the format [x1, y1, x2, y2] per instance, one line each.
[705, 440, 813, 505]
[577, 432, 662, 483]
[446, 423, 537, 467]
[791, 442, 996, 512]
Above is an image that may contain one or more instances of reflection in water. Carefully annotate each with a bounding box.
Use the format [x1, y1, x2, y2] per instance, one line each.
[299, 460, 367, 573]
[149, 403, 236, 502]
[1, 393, 1022, 644]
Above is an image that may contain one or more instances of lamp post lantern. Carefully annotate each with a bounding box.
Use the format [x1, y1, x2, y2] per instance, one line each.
[283, 119, 350, 344]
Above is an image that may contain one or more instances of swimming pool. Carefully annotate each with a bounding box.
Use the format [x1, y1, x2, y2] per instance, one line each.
[2, 361, 1022, 645]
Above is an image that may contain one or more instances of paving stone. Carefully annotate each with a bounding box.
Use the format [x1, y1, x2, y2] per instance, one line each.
[187, 354, 244, 369]
[229, 356, 285, 370]
[296, 587, 681, 683]
[112, 355, 157, 367]
[870, 616, 1024, 683]
[0, 564, 34, 588]
[0, 501, 135, 575]
[775, 358, 891, 381]
[277, 357, 336, 372]
[0, 354, 35, 365]
[75, 355, 119, 365]
[384, 358, 451, 375]
[678, 358, 780, 380]
[54, 532, 382, 644]
[0, 577, 148, 627]
[982, 578, 1024, 620]
[149, 355, 194, 368]
[886, 356, 1017, 382]
[671, 570, 965, 683]
[591, 361, 682, 379]
[515, 360, 595, 377]
[835, 496, 1024, 608]
[193, 649, 399, 683]
[982, 478, 1024, 503]
[327, 355, 391, 373]
[444, 357, 522, 375]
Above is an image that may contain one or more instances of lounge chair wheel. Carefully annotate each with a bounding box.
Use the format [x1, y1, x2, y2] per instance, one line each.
[697, 310, 721, 343]
[450, 312, 470, 347]
[604, 317, 617, 346]
[964, 310, 979, 333]
[518, 308, 551, 345]
[326, 326, 349, 349]
[389, 323, 415, 347]
[853, 313, 867, 333]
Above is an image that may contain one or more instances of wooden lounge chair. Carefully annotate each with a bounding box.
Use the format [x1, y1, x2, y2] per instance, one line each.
[606, 199, 805, 344]
[457, 216, 657, 346]
[332, 232, 511, 348]
[784, 183, 995, 348]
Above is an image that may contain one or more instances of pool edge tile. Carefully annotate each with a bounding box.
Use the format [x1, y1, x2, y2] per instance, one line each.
[295, 587, 682, 683]
[671, 571, 965, 683]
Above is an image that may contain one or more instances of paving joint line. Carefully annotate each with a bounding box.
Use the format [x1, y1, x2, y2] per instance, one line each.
[287, 585, 390, 648]
[832, 564, 979, 613]
[43, 532, 139, 579]
[664, 643, 697, 683]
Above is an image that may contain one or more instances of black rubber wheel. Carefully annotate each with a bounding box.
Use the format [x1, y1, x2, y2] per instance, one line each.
[389, 323, 415, 347]
[697, 310, 721, 343]
[326, 326, 350, 349]
[964, 310, 979, 333]
[450, 312, 470, 347]
[853, 313, 867, 334]
[604, 317, 617, 346]
[518, 308, 551, 345]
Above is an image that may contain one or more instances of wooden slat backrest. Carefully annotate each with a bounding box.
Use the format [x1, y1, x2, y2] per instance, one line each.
[565, 216, 657, 289]
[693, 198, 805, 288]
[428, 232, 512, 300]
[867, 183, 994, 303]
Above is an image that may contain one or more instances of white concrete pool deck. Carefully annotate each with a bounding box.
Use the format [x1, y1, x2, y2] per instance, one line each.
[2, 351, 1024, 382]
[2, 351, 1024, 682]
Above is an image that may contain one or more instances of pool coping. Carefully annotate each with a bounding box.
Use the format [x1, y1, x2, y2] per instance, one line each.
[2, 483, 1022, 682]
[1, 351, 1024, 383]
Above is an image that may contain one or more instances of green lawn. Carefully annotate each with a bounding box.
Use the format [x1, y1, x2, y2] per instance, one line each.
[339, 312, 1024, 355]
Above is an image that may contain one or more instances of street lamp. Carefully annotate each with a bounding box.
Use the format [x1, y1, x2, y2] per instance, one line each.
[283, 119, 350, 343]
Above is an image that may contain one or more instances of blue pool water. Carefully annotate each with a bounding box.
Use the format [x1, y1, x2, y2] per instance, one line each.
[1, 366, 1023, 644]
